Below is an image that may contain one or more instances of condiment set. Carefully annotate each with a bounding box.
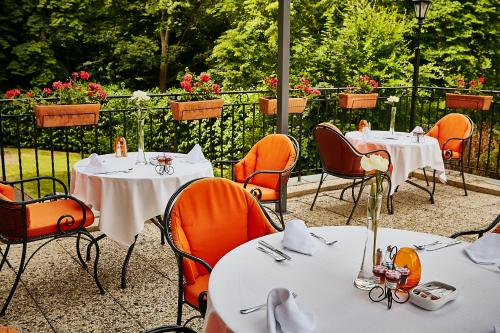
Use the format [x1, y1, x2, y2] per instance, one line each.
[149, 154, 174, 175]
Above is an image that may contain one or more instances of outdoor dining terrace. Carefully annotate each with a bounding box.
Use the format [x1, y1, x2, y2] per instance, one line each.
[0, 86, 499, 332]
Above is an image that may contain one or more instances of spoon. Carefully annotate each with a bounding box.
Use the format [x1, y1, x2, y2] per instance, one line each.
[256, 247, 286, 262]
[240, 292, 298, 314]
[310, 232, 338, 245]
[413, 240, 441, 250]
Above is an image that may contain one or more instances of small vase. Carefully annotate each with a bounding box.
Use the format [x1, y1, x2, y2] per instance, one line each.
[354, 187, 382, 290]
[389, 106, 396, 135]
[136, 118, 147, 165]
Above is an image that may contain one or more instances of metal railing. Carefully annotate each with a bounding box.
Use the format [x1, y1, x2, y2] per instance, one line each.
[1, 86, 498, 198]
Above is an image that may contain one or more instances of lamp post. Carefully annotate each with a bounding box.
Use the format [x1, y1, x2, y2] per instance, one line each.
[410, 0, 431, 130]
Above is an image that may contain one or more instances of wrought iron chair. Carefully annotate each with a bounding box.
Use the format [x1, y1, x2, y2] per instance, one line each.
[214, 134, 299, 230]
[310, 123, 392, 224]
[143, 325, 197, 333]
[0, 177, 104, 316]
[163, 177, 279, 326]
[450, 214, 500, 239]
[425, 113, 474, 196]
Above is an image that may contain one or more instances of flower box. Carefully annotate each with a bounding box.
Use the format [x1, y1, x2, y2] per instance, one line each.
[258, 97, 307, 115]
[34, 103, 100, 128]
[338, 93, 378, 109]
[445, 93, 492, 111]
[169, 99, 224, 121]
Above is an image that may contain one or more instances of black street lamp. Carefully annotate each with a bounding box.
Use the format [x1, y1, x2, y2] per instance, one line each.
[410, 0, 431, 130]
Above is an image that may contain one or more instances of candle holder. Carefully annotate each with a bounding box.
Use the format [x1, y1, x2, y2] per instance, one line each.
[150, 154, 174, 175]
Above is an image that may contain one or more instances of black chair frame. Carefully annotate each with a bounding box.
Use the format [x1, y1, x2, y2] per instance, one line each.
[143, 325, 197, 333]
[450, 214, 500, 239]
[424, 114, 474, 196]
[214, 135, 300, 230]
[310, 125, 393, 225]
[0, 176, 104, 316]
[162, 177, 279, 326]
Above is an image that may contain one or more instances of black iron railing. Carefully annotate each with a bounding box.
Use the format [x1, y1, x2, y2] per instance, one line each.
[1, 86, 498, 198]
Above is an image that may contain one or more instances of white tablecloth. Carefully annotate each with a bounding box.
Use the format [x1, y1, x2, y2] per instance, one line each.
[203, 226, 500, 333]
[70, 152, 214, 246]
[345, 131, 446, 195]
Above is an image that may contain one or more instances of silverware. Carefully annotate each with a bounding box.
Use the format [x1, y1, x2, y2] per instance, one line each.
[240, 292, 298, 314]
[95, 168, 133, 175]
[426, 240, 461, 251]
[310, 232, 338, 245]
[256, 247, 286, 262]
[413, 240, 441, 250]
[258, 240, 292, 260]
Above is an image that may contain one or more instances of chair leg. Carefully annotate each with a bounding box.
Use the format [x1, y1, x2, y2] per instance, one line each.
[430, 169, 436, 204]
[340, 180, 354, 201]
[347, 179, 365, 225]
[423, 168, 429, 186]
[1, 242, 27, 317]
[0, 244, 10, 271]
[86, 233, 105, 295]
[76, 234, 88, 270]
[86, 234, 106, 261]
[310, 172, 325, 211]
[382, 174, 394, 214]
[176, 258, 184, 326]
[460, 160, 468, 196]
[278, 198, 285, 230]
[121, 235, 138, 289]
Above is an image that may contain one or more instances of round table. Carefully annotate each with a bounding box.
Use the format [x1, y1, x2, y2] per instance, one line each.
[70, 152, 214, 246]
[345, 131, 446, 196]
[203, 226, 500, 333]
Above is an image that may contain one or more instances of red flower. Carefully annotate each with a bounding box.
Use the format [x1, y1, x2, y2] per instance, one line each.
[478, 76, 485, 84]
[25, 92, 33, 98]
[183, 74, 193, 83]
[88, 83, 101, 91]
[295, 84, 303, 90]
[313, 89, 321, 95]
[42, 87, 52, 95]
[71, 72, 79, 80]
[360, 75, 370, 82]
[52, 81, 64, 90]
[62, 82, 72, 89]
[5, 89, 21, 99]
[88, 91, 94, 97]
[79, 71, 90, 80]
[369, 80, 378, 88]
[181, 81, 193, 93]
[194, 82, 200, 88]
[457, 79, 465, 87]
[469, 80, 476, 87]
[212, 84, 220, 94]
[97, 89, 108, 100]
[304, 87, 313, 94]
[300, 77, 310, 85]
[199, 72, 211, 83]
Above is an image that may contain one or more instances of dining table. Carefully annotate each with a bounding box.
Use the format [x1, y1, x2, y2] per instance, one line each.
[70, 151, 214, 287]
[202, 226, 500, 333]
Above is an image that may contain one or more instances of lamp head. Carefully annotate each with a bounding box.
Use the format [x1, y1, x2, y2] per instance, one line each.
[413, 0, 431, 21]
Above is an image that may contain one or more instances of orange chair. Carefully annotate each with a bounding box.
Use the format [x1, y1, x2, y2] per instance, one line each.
[451, 214, 500, 239]
[163, 178, 278, 325]
[0, 177, 104, 316]
[215, 134, 299, 229]
[425, 113, 474, 196]
[310, 123, 392, 224]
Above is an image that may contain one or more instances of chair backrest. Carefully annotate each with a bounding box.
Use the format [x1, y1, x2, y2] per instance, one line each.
[0, 184, 26, 242]
[312, 123, 365, 177]
[426, 113, 473, 153]
[234, 134, 298, 190]
[165, 178, 276, 284]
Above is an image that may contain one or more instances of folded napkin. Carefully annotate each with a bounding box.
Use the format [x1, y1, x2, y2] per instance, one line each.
[185, 144, 207, 163]
[84, 153, 111, 174]
[464, 233, 500, 264]
[362, 127, 374, 139]
[495, 325, 500, 333]
[411, 126, 424, 134]
[267, 288, 316, 333]
[282, 219, 318, 255]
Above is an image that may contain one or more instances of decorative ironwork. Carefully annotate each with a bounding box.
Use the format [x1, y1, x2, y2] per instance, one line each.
[150, 154, 175, 176]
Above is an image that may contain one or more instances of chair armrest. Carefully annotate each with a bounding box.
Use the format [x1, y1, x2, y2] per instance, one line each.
[212, 160, 239, 165]
[243, 169, 288, 188]
[1, 176, 68, 195]
[441, 137, 468, 160]
[450, 214, 500, 239]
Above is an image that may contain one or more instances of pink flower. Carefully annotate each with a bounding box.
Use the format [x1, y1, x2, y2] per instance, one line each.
[457, 79, 465, 87]
[71, 72, 79, 80]
[304, 87, 313, 94]
[52, 81, 64, 90]
[300, 77, 310, 85]
[478, 76, 485, 84]
[199, 72, 211, 83]
[5, 89, 21, 99]
[369, 80, 378, 88]
[79, 71, 90, 80]
[42, 87, 52, 95]
[212, 84, 220, 94]
[97, 89, 108, 100]
[183, 74, 193, 83]
[194, 82, 200, 88]
[313, 89, 321, 95]
[62, 82, 72, 89]
[469, 80, 476, 87]
[88, 83, 101, 91]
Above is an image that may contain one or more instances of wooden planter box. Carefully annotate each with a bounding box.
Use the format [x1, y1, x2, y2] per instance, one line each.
[258, 97, 307, 115]
[445, 93, 493, 111]
[169, 99, 224, 120]
[34, 104, 100, 128]
[338, 93, 378, 109]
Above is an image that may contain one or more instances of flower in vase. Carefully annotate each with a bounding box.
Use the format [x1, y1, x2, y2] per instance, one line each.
[386, 96, 400, 106]
[130, 90, 151, 121]
[131, 90, 151, 102]
[361, 154, 389, 174]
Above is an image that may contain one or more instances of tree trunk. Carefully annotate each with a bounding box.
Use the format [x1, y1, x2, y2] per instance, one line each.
[159, 10, 169, 92]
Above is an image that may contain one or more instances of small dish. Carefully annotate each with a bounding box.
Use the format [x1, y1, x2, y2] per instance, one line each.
[410, 281, 458, 311]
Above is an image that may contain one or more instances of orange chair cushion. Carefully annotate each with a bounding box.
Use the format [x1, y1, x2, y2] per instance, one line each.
[0, 184, 15, 201]
[26, 199, 94, 238]
[492, 224, 500, 234]
[234, 134, 296, 191]
[169, 178, 276, 285]
[184, 274, 210, 308]
[0, 327, 20, 333]
[426, 113, 472, 154]
[442, 150, 461, 159]
[236, 182, 279, 201]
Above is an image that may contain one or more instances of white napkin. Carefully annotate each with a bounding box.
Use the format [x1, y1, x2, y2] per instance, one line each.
[185, 144, 207, 163]
[495, 325, 500, 333]
[84, 153, 112, 174]
[411, 126, 424, 134]
[362, 127, 374, 139]
[282, 220, 318, 255]
[267, 288, 316, 333]
[464, 233, 500, 264]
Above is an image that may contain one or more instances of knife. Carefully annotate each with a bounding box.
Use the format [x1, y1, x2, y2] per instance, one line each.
[426, 240, 462, 251]
[258, 240, 292, 260]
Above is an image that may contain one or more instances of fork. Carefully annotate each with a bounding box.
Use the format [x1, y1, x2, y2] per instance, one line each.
[256, 247, 286, 262]
[310, 232, 338, 245]
[413, 240, 441, 250]
[240, 292, 298, 314]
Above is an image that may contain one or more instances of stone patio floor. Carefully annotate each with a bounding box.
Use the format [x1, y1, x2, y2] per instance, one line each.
[0, 176, 499, 332]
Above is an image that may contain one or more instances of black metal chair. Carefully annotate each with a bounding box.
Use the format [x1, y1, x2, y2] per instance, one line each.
[0, 177, 104, 316]
[450, 214, 500, 239]
[214, 134, 299, 230]
[310, 123, 393, 224]
[143, 325, 197, 333]
[162, 177, 279, 326]
[425, 113, 474, 196]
